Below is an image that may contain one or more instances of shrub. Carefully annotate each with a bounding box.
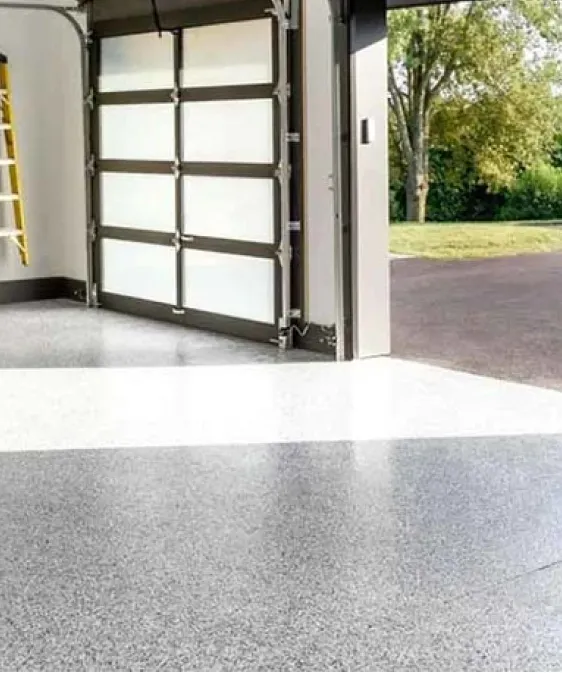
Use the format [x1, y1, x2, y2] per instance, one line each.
[499, 164, 562, 221]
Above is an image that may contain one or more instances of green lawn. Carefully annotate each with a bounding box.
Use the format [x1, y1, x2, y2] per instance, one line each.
[390, 223, 562, 260]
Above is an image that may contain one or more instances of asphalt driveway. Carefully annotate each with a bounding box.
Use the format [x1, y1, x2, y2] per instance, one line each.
[392, 252, 562, 391]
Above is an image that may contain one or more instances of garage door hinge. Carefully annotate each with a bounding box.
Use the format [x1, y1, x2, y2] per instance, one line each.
[86, 155, 96, 176]
[274, 83, 292, 100]
[289, 221, 301, 232]
[88, 220, 97, 242]
[286, 132, 300, 143]
[84, 88, 95, 110]
[288, 308, 301, 320]
[170, 87, 180, 106]
[172, 231, 182, 251]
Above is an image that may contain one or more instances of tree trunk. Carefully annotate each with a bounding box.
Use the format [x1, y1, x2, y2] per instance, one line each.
[405, 117, 430, 223]
[406, 166, 429, 223]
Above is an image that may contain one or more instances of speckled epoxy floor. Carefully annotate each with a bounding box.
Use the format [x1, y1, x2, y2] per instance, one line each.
[4, 437, 562, 671]
[0, 299, 327, 368]
[3, 301, 562, 670]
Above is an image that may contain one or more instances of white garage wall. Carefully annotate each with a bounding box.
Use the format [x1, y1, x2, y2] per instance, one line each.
[0, 3, 86, 283]
[303, 0, 336, 328]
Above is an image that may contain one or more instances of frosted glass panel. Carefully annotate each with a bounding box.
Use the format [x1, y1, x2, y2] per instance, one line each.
[100, 104, 174, 161]
[182, 19, 272, 87]
[101, 173, 175, 232]
[182, 99, 273, 163]
[183, 249, 275, 323]
[183, 176, 274, 243]
[102, 239, 176, 304]
[100, 33, 174, 92]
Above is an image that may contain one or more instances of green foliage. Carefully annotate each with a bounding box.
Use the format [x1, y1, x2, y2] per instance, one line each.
[390, 148, 507, 223]
[387, 0, 562, 222]
[426, 148, 475, 222]
[389, 180, 405, 222]
[499, 163, 562, 220]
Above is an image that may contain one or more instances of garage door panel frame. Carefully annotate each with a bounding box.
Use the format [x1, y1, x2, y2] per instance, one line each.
[98, 90, 173, 105]
[98, 160, 276, 178]
[174, 29, 184, 311]
[93, 2, 289, 342]
[99, 292, 278, 342]
[99, 226, 172, 247]
[94, 0, 274, 39]
[181, 236, 277, 259]
[99, 160, 174, 174]
[98, 85, 274, 106]
[181, 84, 275, 101]
[99, 227, 278, 259]
[91, 36, 102, 307]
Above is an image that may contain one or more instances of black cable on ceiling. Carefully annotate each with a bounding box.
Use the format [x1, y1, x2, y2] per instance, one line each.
[150, 0, 163, 37]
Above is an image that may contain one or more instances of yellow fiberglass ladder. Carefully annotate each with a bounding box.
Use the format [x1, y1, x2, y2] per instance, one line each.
[0, 52, 28, 266]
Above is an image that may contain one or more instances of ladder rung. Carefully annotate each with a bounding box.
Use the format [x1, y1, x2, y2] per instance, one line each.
[0, 194, 19, 202]
[0, 229, 22, 238]
[0, 159, 15, 166]
[0, 124, 11, 131]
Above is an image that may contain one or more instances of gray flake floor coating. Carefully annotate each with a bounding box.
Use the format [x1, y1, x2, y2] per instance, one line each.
[0, 300, 327, 368]
[4, 436, 562, 671]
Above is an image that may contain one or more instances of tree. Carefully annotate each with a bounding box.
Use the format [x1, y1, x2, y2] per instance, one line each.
[388, 0, 562, 223]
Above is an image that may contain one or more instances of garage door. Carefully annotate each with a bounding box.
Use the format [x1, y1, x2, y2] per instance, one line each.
[93, 11, 284, 343]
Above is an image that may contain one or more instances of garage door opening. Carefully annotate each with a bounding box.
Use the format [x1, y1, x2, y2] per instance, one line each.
[388, 0, 562, 391]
